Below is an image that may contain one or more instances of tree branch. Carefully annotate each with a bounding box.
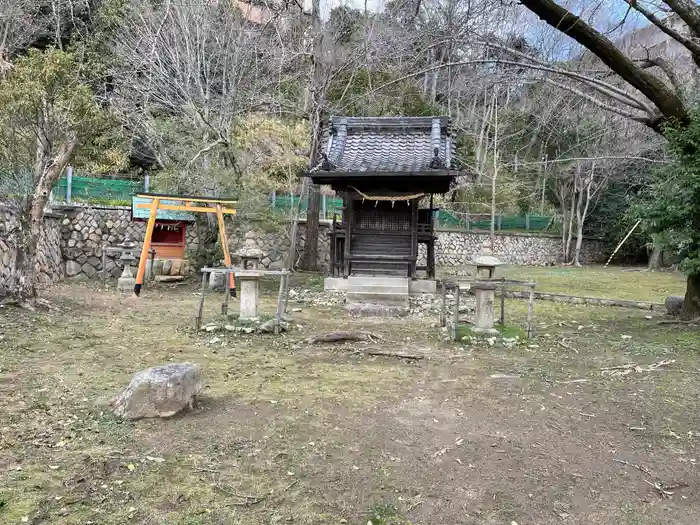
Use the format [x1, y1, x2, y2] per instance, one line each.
[186, 138, 228, 167]
[637, 56, 683, 95]
[542, 77, 651, 124]
[626, 0, 700, 67]
[662, 0, 700, 39]
[519, 0, 688, 130]
[340, 57, 655, 116]
[476, 39, 655, 113]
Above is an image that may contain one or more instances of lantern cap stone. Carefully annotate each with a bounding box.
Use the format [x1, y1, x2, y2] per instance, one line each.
[473, 240, 501, 267]
[473, 254, 502, 267]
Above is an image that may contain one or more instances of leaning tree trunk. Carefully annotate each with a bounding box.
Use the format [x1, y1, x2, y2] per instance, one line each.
[681, 274, 700, 320]
[4, 138, 78, 305]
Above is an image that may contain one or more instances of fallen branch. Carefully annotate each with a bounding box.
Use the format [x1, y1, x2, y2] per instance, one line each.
[193, 467, 220, 473]
[558, 340, 579, 354]
[301, 331, 381, 344]
[214, 485, 265, 506]
[613, 458, 652, 476]
[0, 297, 53, 312]
[601, 359, 676, 376]
[644, 479, 688, 499]
[282, 479, 299, 492]
[367, 351, 424, 360]
[614, 458, 687, 499]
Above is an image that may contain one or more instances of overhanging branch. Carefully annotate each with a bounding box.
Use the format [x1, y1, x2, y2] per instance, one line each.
[340, 57, 658, 118]
[542, 78, 652, 124]
[626, 0, 700, 68]
[519, 0, 688, 128]
[475, 39, 655, 114]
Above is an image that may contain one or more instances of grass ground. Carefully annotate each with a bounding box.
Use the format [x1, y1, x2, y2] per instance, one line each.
[500, 265, 686, 302]
[0, 267, 698, 525]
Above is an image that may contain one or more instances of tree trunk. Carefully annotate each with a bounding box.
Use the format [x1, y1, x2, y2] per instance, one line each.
[2, 216, 36, 302]
[564, 176, 576, 264]
[681, 274, 700, 320]
[4, 138, 77, 304]
[301, 0, 324, 272]
[648, 244, 662, 270]
[574, 166, 592, 267]
[303, 184, 321, 271]
[574, 223, 585, 266]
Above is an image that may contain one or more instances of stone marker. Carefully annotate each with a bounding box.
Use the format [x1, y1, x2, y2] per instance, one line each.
[471, 282, 499, 334]
[111, 363, 202, 420]
[237, 269, 264, 320]
[665, 295, 684, 316]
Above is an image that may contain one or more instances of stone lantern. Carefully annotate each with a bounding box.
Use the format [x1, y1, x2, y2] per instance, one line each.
[471, 240, 501, 334]
[473, 239, 502, 279]
[117, 239, 138, 292]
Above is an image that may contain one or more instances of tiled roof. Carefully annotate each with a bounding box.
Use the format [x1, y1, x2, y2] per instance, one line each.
[312, 116, 456, 174]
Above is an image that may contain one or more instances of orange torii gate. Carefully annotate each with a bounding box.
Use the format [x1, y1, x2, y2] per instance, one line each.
[132, 193, 237, 297]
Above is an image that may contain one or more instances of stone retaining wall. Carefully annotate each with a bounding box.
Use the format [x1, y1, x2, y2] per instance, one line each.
[60, 206, 147, 279]
[0, 207, 64, 290]
[422, 229, 605, 267]
[55, 205, 331, 279]
[232, 222, 331, 271]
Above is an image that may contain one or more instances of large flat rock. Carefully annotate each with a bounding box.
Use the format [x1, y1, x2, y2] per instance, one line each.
[111, 363, 202, 420]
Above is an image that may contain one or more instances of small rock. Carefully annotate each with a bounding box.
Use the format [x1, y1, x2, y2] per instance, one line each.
[259, 319, 286, 333]
[111, 363, 202, 420]
[224, 325, 237, 332]
[204, 324, 220, 332]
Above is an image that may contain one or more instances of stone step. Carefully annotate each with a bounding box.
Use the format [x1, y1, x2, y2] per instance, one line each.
[347, 276, 409, 289]
[347, 287, 410, 296]
[346, 292, 409, 306]
[346, 276, 409, 308]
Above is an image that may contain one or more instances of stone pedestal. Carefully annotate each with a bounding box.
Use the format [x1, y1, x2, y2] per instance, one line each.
[236, 270, 264, 320]
[472, 282, 498, 334]
[117, 266, 136, 292]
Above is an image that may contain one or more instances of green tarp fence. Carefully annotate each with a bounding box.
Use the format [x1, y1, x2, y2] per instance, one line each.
[273, 194, 343, 219]
[273, 196, 554, 231]
[54, 175, 143, 203]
